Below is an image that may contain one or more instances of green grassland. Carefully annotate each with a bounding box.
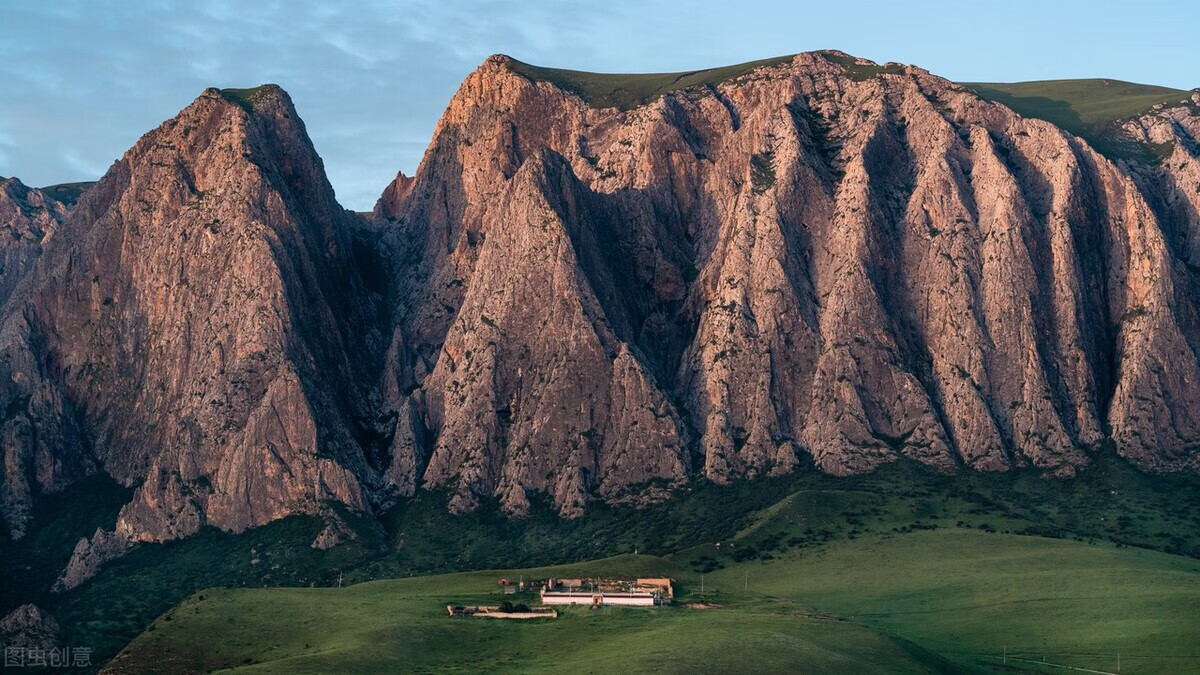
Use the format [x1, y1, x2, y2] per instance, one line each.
[103, 555, 956, 674]
[965, 79, 1192, 162]
[5, 452, 1199, 670]
[505, 55, 794, 110]
[108, 531, 1200, 673]
[39, 181, 96, 207]
[965, 80, 1187, 132]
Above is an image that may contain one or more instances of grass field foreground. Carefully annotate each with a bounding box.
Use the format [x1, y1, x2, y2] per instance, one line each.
[108, 528, 1200, 674]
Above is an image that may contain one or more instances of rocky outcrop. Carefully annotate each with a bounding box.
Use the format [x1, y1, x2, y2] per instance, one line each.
[54, 528, 128, 591]
[3, 52, 1200, 559]
[376, 52, 1200, 513]
[1117, 90, 1200, 472]
[310, 513, 358, 550]
[0, 176, 91, 538]
[0, 177, 70, 307]
[0, 83, 387, 569]
[0, 604, 61, 652]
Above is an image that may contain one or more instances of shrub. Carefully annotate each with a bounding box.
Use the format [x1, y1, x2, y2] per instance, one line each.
[750, 151, 777, 194]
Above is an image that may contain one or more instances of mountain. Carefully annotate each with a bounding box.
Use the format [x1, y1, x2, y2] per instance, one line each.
[964, 79, 1190, 161]
[378, 52, 1200, 515]
[0, 85, 387, 583]
[0, 177, 77, 538]
[2, 51, 1200, 586]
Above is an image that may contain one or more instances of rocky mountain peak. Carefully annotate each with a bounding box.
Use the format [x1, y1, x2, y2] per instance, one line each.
[0, 82, 386, 582]
[373, 50, 1200, 516]
[3, 54, 1200, 575]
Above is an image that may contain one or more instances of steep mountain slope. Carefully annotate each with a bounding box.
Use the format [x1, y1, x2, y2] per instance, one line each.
[377, 51, 1200, 515]
[0, 177, 77, 539]
[2, 51, 1198, 569]
[0, 85, 387, 579]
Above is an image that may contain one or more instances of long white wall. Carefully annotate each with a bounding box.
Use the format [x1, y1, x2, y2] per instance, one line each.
[541, 593, 656, 607]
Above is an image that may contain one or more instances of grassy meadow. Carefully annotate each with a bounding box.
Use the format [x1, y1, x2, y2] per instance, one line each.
[5, 452, 1199, 671]
[107, 530, 1200, 673]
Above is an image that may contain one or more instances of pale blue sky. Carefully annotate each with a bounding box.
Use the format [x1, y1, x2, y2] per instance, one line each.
[1, 0, 1197, 211]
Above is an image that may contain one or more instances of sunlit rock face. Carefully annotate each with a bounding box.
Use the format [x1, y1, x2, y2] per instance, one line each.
[4, 53, 1200, 568]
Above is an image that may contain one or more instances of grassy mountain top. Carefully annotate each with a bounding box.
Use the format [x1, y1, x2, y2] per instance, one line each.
[218, 84, 285, 112]
[965, 79, 1188, 128]
[40, 181, 95, 207]
[965, 79, 1192, 162]
[505, 54, 795, 110]
[507, 51, 1194, 165]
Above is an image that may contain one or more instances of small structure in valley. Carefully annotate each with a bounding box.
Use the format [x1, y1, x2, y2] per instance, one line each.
[498, 578, 529, 595]
[447, 604, 557, 619]
[539, 577, 673, 607]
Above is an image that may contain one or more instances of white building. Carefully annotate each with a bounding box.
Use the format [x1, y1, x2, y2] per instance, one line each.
[540, 591, 658, 607]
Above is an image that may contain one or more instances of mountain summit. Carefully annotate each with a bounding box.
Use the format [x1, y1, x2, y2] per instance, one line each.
[377, 51, 1200, 512]
[0, 84, 386, 576]
[2, 52, 1199, 581]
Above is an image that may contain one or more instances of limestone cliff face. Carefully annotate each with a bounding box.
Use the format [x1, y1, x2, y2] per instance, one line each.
[4, 52, 1200, 560]
[413, 150, 691, 516]
[1119, 92, 1200, 472]
[378, 52, 1200, 514]
[0, 85, 386, 550]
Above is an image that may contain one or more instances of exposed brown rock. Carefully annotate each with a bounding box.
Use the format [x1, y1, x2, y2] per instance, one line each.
[54, 528, 127, 592]
[377, 52, 1200, 513]
[311, 514, 357, 550]
[0, 604, 61, 652]
[0, 177, 70, 306]
[0, 84, 387, 573]
[4, 52, 1200, 557]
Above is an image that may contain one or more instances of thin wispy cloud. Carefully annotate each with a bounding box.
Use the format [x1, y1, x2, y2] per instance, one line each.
[0, 0, 1196, 210]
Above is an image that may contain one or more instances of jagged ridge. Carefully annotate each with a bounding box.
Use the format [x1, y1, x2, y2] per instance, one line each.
[2, 52, 1199, 589]
[378, 51, 1200, 515]
[0, 85, 388, 586]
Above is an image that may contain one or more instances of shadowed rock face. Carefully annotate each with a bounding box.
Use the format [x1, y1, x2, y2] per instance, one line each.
[3, 53, 1200, 567]
[0, 177, 75, 539]
[0, 85, 387, 552]
[0, 177, 71, 307]
[0, 604, 61, 652]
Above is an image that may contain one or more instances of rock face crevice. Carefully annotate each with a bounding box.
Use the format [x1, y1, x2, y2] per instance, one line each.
[3, 53, 1200, 569]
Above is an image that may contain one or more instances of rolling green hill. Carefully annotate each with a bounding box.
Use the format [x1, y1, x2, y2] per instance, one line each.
[964, 79, 1192, 162]
[8, 453, 1200, 670]
[107, 530, 1200, 674]
[965, 79, 1188, 131]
